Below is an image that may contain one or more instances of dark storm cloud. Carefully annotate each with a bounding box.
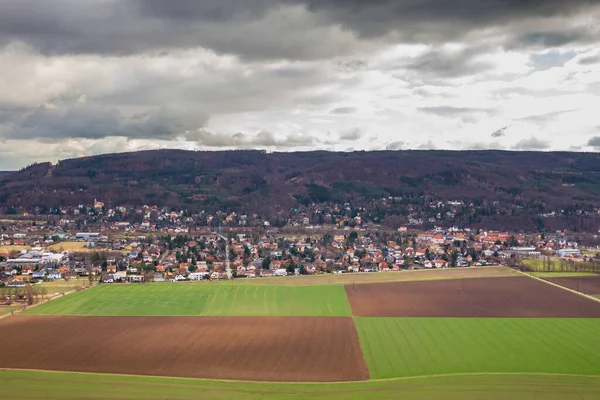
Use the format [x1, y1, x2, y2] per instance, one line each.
[402, 45, 494, 78]
[296, 0, 597, 40]
[2, 105, 208, 141]
[513, 31, 584, 48]
[136, 0, 273, 22]
[0, 0, 348, 60]
[0, 0, 597, 60]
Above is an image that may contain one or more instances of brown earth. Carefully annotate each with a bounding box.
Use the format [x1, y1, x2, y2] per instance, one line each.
[0, 315, 369, 382]
[345, 276, 600, 317]
[546, 276, 600, 296]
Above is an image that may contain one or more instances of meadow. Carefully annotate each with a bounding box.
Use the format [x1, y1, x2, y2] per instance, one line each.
[522, 258, 600, 273]
[529, 272, 599, 278]
[355, 317, 600, 380]
[0, 244, 31, 253]
[39, 277, 89, 294]
[0, 305, 17, 316]
[24, 283, 353, 316]
[1, 370, 600, 400]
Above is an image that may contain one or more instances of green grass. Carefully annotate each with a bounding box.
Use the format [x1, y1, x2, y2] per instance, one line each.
[529, 272, 599, 278]
[39, 280, 87, 294]
[24, 283, 352, 316]
[2, 370, 600, 400]
[0, 306, 18, 316]
[522, 258, 573, 271]
[522, 258, 600, 273]
[355, 318, 600, 380]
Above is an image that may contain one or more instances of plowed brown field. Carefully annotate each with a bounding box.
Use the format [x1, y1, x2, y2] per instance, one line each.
[546, 276, 600, 296]
[345, 276, 600, 317]
[0, 316, 368, 382]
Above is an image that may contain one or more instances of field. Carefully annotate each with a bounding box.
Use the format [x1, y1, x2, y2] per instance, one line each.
[2, 370, 600, 400]
[0, 244, 31, 252]
[38, 277, 89, 294]
[0, 305, 17, 316]
[529, 272, 599, 278]
[47, 241, 123, 253]
[345, 277, 600, 317]
[225, 266, 517, 286]
[355, 317, 600, 380]
[545, 276, 600, 296]
[4, 267, 600, 399]
[522, 258, 600, 273]
[25, 283, 353, 316]
[522, 258, 573, 271]
[0, 315, 367, 382]
[47, 241, 88, 251]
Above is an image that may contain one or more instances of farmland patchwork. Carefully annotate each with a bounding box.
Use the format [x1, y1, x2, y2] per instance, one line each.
[4, 273, 600, 382]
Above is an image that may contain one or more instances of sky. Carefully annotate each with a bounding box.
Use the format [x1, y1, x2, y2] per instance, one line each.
[1, 0, 600, 169]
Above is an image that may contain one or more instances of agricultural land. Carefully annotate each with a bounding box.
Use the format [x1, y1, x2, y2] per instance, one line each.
[1, 267, 600, 399]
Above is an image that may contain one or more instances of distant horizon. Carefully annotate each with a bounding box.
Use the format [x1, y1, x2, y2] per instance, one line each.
[4, 146, 600, 172]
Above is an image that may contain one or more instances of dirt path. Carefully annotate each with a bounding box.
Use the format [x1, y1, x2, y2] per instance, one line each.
[513, 269, 600, 305]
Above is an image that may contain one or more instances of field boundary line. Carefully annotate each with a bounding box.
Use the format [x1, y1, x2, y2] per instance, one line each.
[0, 284, 97, 321]
[511, 268, 600, 304]
[2, 368, 600, 385]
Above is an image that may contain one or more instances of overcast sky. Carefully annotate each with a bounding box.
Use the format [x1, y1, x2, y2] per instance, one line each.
[1, 0, 600, 169]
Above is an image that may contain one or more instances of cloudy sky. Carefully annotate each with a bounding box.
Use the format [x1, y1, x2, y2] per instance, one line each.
[1, 0, 600, 169]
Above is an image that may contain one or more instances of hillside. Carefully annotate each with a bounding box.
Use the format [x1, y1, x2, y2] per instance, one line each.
[1, 149, 600, 230]
[0, 172, 14, 180]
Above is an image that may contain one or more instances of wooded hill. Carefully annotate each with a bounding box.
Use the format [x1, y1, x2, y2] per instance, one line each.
[1, 149, 600, 230]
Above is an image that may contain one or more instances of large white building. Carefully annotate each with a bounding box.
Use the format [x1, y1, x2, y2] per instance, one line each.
[557, 249, 581, 257]
[75, 232, 100, 240]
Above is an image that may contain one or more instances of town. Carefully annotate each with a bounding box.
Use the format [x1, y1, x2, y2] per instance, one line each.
[2, 199, 600, 290]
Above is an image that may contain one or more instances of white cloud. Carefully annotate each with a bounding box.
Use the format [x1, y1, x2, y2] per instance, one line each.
[0, 1, 599, 169]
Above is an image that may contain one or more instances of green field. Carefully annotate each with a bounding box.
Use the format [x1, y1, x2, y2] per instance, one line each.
[39, 278, 89, 294]
[0, 305, 18, 316]
[355, 318, 600, 380]
[25, 283, 352, 316]
[522, 258, 600, 273]
[1, 370, 600, 400]
[529, 272, 599, 278]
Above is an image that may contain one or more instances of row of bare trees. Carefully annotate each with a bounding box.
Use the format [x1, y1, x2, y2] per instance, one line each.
[2, 284, 48, 306]
[520, 256, 600, 273]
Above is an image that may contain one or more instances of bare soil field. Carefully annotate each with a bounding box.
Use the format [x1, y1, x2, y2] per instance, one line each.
[545, 276, 600, 295]
[0, 315, 368, 382]
[345, 276, 600, 317]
